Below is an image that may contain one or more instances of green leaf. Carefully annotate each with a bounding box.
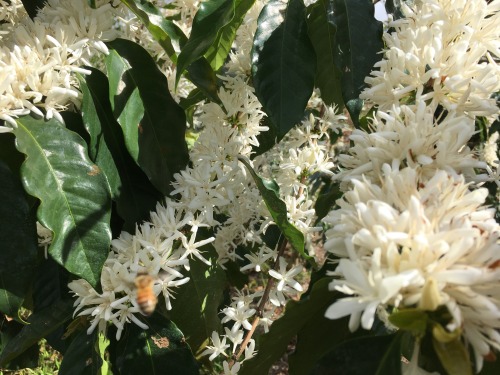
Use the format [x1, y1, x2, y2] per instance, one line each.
[59, 330, 101, 375]
[12, 116, 111, 287]
[287, 283, 357, 375]
[0, 132, 25, 181]
[106, 39, 190, 196]
[432, 335, 473, 375]
[374, 332, 404, 375]
[32, 258, 72, 354]
[389, 308, 428, 337]
[0, 319, 39, 370]
[314, 181, 341, 222]
[251, 0, 316, 140]
[78, 67, 163, 230]
[115, 314, 199, 375]
[0, 160, 38, 317]
[306, 0, 343, 108]
[167, 247, 226, 355]
[251, 117, 279, 157]
[182, 57, 220, 103]
[479, 358, 500, 375]
[238, 157, 313, 266]
[176, 0, 237, 82]
[0, 298, 74, 366]
[310, 334, 397, 375]
[331, 0, 383, 125]
[119, 0, 180, 62]
[204, 0, 256, 71]
[240, 278, 339, 375]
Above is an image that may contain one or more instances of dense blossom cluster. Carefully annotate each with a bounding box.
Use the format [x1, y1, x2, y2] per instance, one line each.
[0, 0, 120, 126]
[2, 0, 498, 373]
[324, 0, 500, 372]
[1, 0, 340, 372]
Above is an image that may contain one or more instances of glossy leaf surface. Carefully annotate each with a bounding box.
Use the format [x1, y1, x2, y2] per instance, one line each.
[12, 116, 111, 287]
[106, 39, 189, 196]
[251, 0, 316, 139]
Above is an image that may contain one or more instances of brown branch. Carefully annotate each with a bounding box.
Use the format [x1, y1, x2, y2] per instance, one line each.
[234, 237, 288, 361]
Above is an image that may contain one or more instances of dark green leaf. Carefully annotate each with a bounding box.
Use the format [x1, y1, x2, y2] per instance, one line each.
[331, 0, 383, 125]
[240, 278, 338, 375]
[287, 281, 356, 375]
[59, 330, 101, 375]
[183, 58, 220, 103]
[432, 335, 473, 375]
[314, 181, 341, 221]
[0, 132, 25, 181]
[345, 98, 364, 128]
[167, 246, 226, 355]
[119, 0, 180, 61]
[251, 117, 279, 157]
[0, 299, 74, 366]
[32, 258, 71, 354]
[115, 314, 199, 375]
[374, 331, 404, 375]
[238, 157, 314, 266]
[12, 116, 111, 287]
[78, 67, 163, 230]
[252, 0, 316, 139]
[204, 0, 256, 71]
[106, 39, 190, 196]
[310, 334, 397, 375]
[179, 89, 205, 111]
[0, 160, 38, 317]
[0, 319, 39, 370]
[479, 358, 500, 375]
[176, 0, 237, 82]
[307, 0, 343, 108]
[20, 0, 46, 19]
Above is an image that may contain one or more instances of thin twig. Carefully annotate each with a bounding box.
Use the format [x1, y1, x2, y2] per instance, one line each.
[234, 237, 288, 360]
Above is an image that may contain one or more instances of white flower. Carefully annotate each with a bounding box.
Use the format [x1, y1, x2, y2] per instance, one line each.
[222, 360, 241, 375]
[243, 339, 256, 361]
[201, 331, 229, 361]
[323, 166, 500, 369]
[268, 258, 304, 293]
[336, 103, 485, 185]
[240, 245, 275, 272]
[361, 0, 500, 116]
[224, 327, 244, 354]
[221, 300, 256, 333]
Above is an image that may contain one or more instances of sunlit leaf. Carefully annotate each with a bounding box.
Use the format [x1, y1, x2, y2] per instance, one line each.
[106, 39, 189, 196]
[12, 116, 111, 287]
[78, 68, 163, 230]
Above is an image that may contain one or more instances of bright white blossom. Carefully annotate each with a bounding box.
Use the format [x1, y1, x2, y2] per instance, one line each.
[323, 166, 500, 370]
[361, 0, 500, 117]
[201, 331, 230, 361]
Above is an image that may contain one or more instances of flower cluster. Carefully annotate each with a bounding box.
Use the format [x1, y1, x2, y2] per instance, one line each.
[0, 0, 120, 128]
[323, 0, 500, 372]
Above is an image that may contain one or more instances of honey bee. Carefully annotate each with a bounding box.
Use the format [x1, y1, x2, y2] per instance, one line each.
[135, 273, 157, 316]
